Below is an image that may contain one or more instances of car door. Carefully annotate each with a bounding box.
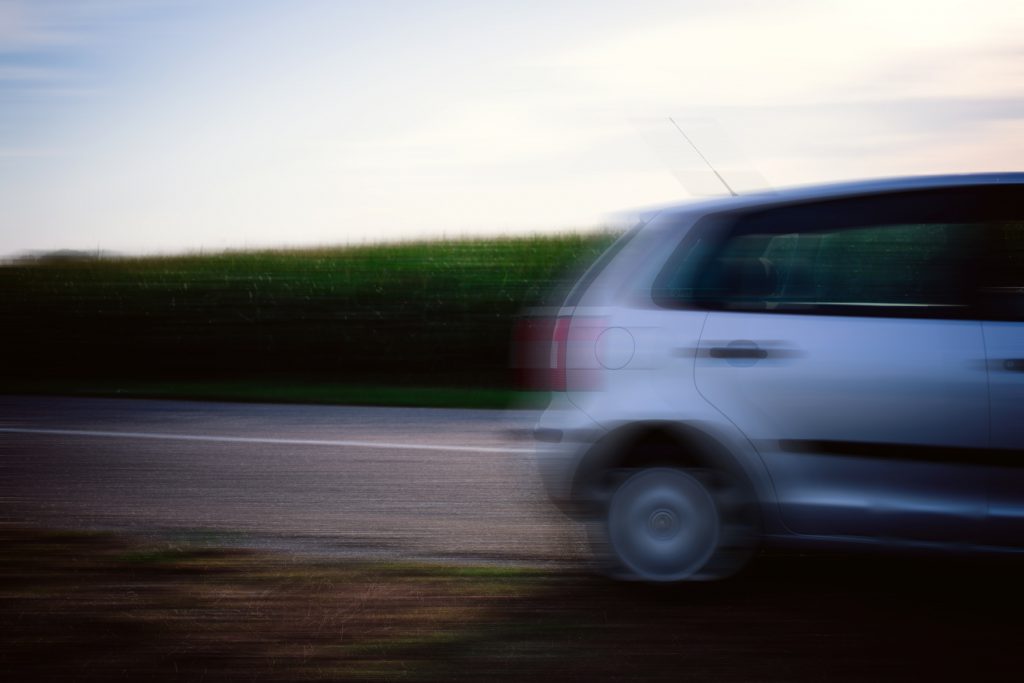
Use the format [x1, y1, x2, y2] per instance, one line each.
[980, 211, 1024, 546]
[684, 190, 991, 542]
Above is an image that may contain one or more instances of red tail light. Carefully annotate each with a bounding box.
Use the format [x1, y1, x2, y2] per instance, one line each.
[550, 317, 572, 392]
[511, 311, 602, 391]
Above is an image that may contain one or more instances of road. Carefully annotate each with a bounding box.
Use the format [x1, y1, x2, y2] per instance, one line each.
[0, 395, 584, 564]
[7, 395, 1024, 681]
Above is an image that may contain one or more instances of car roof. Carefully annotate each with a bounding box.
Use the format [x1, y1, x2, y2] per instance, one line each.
[650, 172, 1024, 222]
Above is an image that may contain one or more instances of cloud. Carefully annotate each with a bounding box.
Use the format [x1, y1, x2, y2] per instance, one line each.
[0, 0, 82, 51]
[0, 64, 66, 80]
[0, 0, 168, 53]
[0, 146, 64, 158]
[549, 0, 1023, 108]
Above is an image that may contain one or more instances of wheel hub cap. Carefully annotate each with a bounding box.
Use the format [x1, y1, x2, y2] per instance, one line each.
[648, 508, 679, 539]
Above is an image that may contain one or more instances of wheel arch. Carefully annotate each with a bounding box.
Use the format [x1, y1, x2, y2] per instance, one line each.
[570, 420, 761, 511]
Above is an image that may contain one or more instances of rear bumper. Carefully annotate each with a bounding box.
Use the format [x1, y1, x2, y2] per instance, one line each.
[533, 394, 605, 515]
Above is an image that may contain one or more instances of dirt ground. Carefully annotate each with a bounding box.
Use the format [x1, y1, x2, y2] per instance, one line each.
[2, 525, 1022, 682]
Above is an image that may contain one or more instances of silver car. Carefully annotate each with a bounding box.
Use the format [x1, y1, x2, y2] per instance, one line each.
[533, 173, 1024, 581]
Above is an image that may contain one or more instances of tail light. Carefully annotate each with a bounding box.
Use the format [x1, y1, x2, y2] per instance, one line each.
[511, 311, 573, 391]
[550, 316, 572, 391]
[511, 310, 604, 392]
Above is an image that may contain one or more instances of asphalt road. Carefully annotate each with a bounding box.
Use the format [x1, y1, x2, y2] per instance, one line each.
[0, 395, 584, 564]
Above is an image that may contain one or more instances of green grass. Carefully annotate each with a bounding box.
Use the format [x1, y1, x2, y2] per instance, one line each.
[0, 232, 618, 406]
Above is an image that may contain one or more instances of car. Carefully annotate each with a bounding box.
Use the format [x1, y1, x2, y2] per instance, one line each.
[532, 173, 1024, 582]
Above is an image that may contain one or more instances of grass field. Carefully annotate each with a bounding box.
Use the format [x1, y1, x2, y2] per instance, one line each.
[0, 232, 618, 407]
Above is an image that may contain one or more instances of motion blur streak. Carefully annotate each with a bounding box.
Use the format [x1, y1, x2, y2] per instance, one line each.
[0, 396, 582, 564]
[0, 427, 533, 454]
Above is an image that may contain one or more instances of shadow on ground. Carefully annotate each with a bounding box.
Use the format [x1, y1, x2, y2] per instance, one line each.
[2, 525, 1021, 681]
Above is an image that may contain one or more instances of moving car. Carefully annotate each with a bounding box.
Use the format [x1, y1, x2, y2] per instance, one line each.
[533, 173, 1024, 581]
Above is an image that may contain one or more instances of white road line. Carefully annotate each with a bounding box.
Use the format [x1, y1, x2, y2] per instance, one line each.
[0, 427, 534, 454]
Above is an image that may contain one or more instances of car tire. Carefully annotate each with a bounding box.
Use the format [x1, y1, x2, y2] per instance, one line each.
[599, 467, 755, 582]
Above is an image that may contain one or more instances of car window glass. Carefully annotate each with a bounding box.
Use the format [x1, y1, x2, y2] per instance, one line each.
[650, 229, 718, 300]
[653, 186, 1022, 316]
[655, 191, 995, 317]
[983, 221, 1024, 319]
[695, 222, 976, 312]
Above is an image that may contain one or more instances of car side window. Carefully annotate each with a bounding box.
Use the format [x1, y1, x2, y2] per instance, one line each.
[654, 189, 1001, 318]
[694, 222, 976, 314]
[983, 221, 1024, 320]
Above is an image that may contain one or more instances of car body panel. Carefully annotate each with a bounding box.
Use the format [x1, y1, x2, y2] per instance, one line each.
[981, 321, 1024, 545]
[695, 311, 987, 541]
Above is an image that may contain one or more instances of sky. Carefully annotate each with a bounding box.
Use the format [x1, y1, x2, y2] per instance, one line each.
[0, 0, 1021, 256]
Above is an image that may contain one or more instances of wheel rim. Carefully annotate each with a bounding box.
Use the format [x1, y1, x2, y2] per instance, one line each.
[607, 468, 720, 581]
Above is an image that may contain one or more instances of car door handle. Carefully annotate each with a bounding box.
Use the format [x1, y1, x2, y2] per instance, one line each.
[709, 346, 768, 360]
[1003, 359, 1024, 372]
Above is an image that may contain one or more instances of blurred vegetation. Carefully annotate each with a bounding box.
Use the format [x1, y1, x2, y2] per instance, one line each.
[4, 524, 1021, 681]
[0, 232, 618, 406]
[0, 525, 562, 682]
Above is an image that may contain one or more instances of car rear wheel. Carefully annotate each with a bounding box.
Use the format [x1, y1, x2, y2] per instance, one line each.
[605, 467, 721, 582]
